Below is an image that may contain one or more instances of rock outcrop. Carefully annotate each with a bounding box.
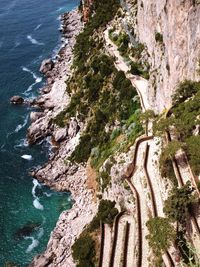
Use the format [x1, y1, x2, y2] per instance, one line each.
[28, 1, 200, 266]
[39, 59, 54, 74]
[27, 9, 83, 145]
[28, 9, 89, 266]
[10, 95, 24, 104]
[134, 0, 200, 112]
[120, 0, 200, 113]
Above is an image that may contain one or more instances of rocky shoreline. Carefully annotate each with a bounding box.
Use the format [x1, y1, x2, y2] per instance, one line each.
[28, 8, 97, 267]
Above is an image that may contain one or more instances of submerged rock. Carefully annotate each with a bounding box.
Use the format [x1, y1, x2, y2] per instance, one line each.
[15, 222, 40, 239]
[10, 95, 24, 105]
[4, 262, 19, 267]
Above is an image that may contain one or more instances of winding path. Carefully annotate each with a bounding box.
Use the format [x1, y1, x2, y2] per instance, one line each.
[102, 26, 200, 266]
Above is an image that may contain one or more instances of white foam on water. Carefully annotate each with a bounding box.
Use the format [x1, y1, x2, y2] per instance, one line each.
[14, 115, 28, 133]
[15, 40, 21, 47]
[37, 227, 44, 239]
[14, 138, 28, 148]
[32, 179, 44, 210]
[22, 66, 42, 82]
[56, 7, 63, 12]
[21, 154, 33, 160]
[22, 66, 42, 95]
[33, 198, 44, 210]
[32, 179, 41, 198]
[56, 15, 61, 21]
[25, 236, 39, 253]
[34, 24, 42, 31]
[43, 192, 52, 197]
[0, 143, 5, 150]
[27, 35, 44, 46]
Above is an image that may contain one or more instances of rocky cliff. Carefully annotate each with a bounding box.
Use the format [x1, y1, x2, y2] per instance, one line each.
[28, 0, 200, 266]
[134, 0, 200, 112]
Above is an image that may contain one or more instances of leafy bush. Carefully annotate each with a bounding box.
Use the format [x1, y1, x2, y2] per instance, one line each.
[172, 80, 200, 105]
[176, 231, 199, 265]
[97, 171, 111, 192]
[88, 200, 118, 231]
[70, 134, 92, 163]
[146, 217, 175, 258]
[73, 0, 120, 69]
[72, 200, 118, 266]
[53, 109, 67, 127]
[154, 81, 200, 175]
[163, 182, 198, 226]
[72, 235, 95, 267]
[159, 157, 177, 186]
[130, 43, 145, 60]
[130, 61, 149, 79]
[130, 61, 143, 76]
[64, 0, 142, 168]
[155, 32, 163, 43]
[185, 136, 200, 175]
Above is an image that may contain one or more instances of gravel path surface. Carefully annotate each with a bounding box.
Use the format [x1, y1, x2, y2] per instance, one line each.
[102, 224, 112, 267]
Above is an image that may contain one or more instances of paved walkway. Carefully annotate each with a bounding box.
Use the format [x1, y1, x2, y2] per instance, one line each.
[104, 29, 151, 112]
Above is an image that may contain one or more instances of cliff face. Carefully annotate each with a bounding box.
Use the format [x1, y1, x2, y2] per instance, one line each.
[28, 1, 200, 266]
[134, 0, 200, 112]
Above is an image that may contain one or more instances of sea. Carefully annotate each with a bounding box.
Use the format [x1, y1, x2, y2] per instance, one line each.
[0, 0, 79, 266]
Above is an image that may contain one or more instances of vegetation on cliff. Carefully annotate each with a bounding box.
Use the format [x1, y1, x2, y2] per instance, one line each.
[72, 200, 118, 267]
[146, 217, 175, 261]
[54, 0, 143, 183]
[154, 80, 200, 176]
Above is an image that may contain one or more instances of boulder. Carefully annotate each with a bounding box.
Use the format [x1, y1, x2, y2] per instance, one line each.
[54, 128, 67, 142]
[68, 211, 78, 221]
[43, 101, 55, 110]
[30, 112, 44, 123]
[10, 95, 24, 105]
[39, 59, 54, 74]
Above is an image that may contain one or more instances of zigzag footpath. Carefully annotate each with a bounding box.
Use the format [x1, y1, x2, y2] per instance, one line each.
[104, 29, 177, 266]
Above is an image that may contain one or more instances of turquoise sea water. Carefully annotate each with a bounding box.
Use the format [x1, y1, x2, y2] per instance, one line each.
[0, 0, 79, 266]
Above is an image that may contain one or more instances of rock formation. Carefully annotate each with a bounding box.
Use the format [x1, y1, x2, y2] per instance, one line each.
[10, 95, 24, 104]
[28, 1, 200, 266]
[134, 0, 200, 112]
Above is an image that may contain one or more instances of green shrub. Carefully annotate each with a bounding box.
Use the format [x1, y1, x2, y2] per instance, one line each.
[73, 0, 120, 69]
[130, 61, 143, 76]
[163, 182, 198, 226]
[154, 81, 200, 176]
[72, 235, 95, 267]
[159, 157, 177, 186]
[70, 134, 92, 163]
[146, 217, 175, 258]
[98, 171, 111, 192]
[155, 32, 163, 43]
[172, 80, 200, 105]
[185, 136, 200, 175]
[53, 110, 67, 127]
[130, 43, 145, 60]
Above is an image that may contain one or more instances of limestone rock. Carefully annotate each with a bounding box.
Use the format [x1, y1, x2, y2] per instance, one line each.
[54, 128, 68, 142]
[30, 112, 44, 123]
[68, 118, 80, 138]
[39, 59, 54, 74]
